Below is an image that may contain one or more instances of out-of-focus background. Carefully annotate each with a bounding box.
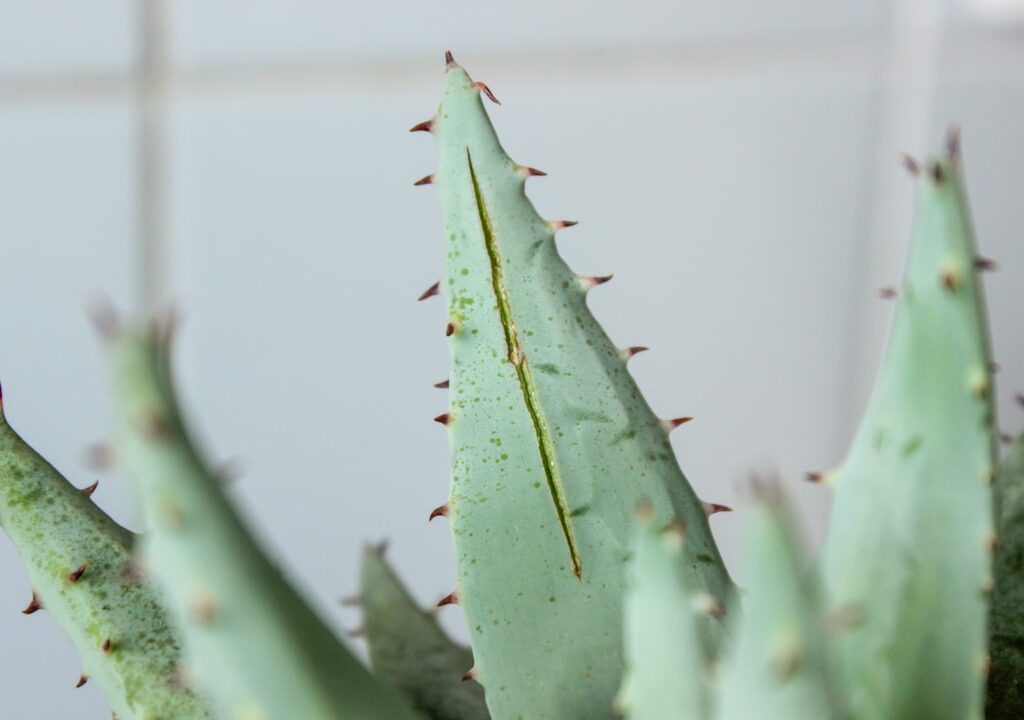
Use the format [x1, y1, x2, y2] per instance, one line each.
[0, 1, 1021, 716]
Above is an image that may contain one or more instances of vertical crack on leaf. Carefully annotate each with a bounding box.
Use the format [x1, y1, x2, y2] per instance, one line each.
[467, 149, 582, 578]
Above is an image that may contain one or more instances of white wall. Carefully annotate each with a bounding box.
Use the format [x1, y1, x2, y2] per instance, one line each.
[0, 2, 1022, 716]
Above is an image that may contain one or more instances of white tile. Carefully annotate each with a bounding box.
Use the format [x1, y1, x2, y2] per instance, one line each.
[169, 85, 456, 642]
[171, 0, 887, 68]
[169, 57, 875, 635]
[0, 1, 136, 77]
[0, 103, 137, 715]
[508, 70, 877, 555]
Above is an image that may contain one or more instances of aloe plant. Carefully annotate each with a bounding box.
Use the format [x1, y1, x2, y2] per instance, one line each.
[617, 505, 711, 720]
[358, 543, 489, 720]
[820, 141, 997, 720]
[106, 319, 420, 720]
[715, 483, 841, 720]
[988, 432, 1024, 717]
[0, 385, 213, 719]
[413, 51, 732, 720]
[0, 52, 1021, 720]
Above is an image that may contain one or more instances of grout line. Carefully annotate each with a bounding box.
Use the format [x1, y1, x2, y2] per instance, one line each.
[0, 34, 886, 106]
[0, 74, 129, 106]
[0, 31, 1019, 108]
[136, 0, 172, 315]
[171, 35, 881, 95]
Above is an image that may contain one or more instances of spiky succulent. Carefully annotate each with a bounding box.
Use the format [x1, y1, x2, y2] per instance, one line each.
[412, 51, 732, 720]
[106, 320, 420, 720]
[988, 432, 1024, 717]
[358, 543, 489, 720]
[0, 52, 1021, 720]
[0, 384, 213, 719]
[820, 142, 996, 720]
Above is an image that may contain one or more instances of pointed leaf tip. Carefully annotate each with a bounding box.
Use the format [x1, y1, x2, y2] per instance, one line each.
[151, 306, 182, 351]
[436, 591, 459, 608]
[941, 266, 960, 292]
[703, 502, 733, 516]
[21, 592, 42, 615]
[663, 416, 694, 432]
[84, 443, 114, 470]
[621, 346, 649, 362]
[473, 81, 501, 105]
[549, 220, 578, 231]
[947, 126, 961, 159]
[517, 165, 547, 178]
[445, 50, 456, 67]
[86, 297, 120, 341]
[580, 274, 613, 291]
[901, 154, 920, 175]
[417, 281, 441, 301]
[214, 458, 243, 485]
[68, 563, 89, 583]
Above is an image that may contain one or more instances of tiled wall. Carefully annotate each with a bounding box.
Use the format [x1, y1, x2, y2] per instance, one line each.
[1, 2, 1021, 716]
